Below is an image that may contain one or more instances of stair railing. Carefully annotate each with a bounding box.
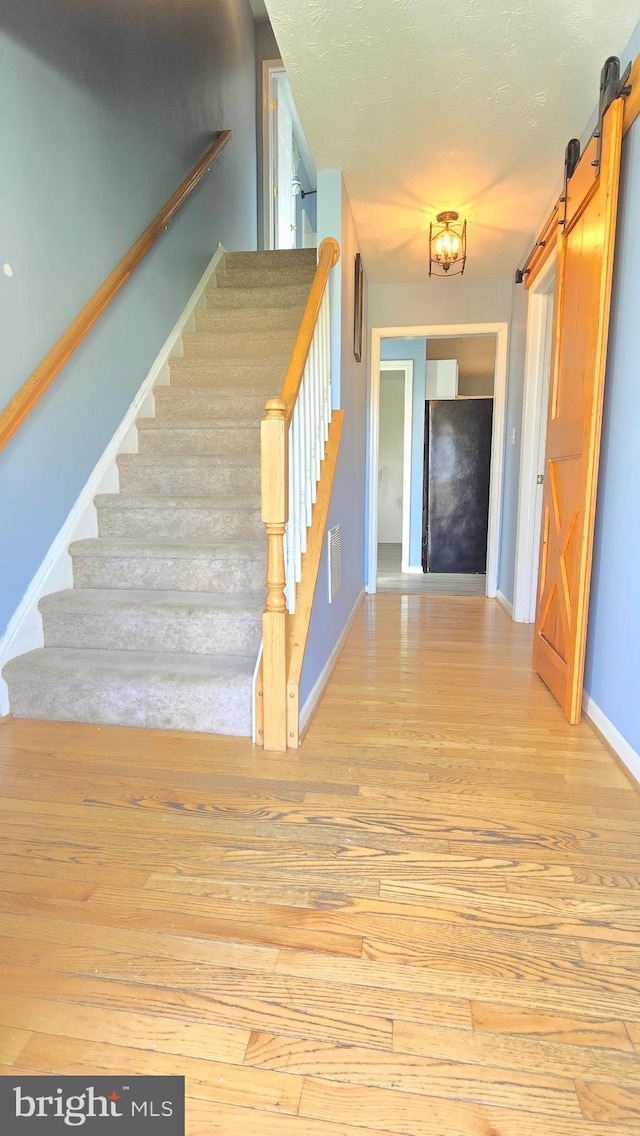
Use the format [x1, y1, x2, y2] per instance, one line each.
[258, 237, 342, 751]
[0, 131, 231, 451]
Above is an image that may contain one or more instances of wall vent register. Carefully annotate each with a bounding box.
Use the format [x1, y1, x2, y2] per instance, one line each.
[327, 524, 342, 603]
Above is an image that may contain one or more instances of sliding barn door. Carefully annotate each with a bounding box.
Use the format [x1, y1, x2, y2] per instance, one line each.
[533, 98, 624, 723]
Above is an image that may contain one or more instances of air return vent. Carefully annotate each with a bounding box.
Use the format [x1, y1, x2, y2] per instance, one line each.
[327, 524, 342, 603]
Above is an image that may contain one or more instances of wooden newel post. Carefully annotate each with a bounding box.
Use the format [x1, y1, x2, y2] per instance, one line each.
[261, 397, 289, 751]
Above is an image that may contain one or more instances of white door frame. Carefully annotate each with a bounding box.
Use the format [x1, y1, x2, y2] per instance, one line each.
[261, 61, 317, 252]
[512, 252, 557, 623]
[378, 360, 415, 573]
[367, 323, 509, 595]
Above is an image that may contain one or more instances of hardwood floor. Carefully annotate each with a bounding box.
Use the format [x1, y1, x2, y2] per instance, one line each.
[1, 594, 639, 1134]
[376, 543, 486, 595]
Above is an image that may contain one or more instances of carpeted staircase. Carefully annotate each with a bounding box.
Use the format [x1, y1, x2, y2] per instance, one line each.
[3, 249, 316, 734]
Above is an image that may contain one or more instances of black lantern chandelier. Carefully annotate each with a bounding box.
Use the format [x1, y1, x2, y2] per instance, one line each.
[429, 211, 467, 276]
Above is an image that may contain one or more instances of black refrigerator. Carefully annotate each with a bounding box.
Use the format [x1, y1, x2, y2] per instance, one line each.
[422, 399, 493, 574]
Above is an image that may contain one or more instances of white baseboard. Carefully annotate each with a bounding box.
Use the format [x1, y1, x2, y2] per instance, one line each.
[496, 589, 514, 619]
[0, 245, 226, 715]
[299, 587, 365, 739]
[583, 693, 640, 787]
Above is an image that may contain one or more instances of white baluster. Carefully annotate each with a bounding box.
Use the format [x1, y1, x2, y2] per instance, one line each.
[323, 290, 332, 438]
[291, 402, 302, 582]
[316, 299, 326, 463]
[296, 375, 306, 564]
[304, 363, 316, 531]
[312, 323, 321, 489]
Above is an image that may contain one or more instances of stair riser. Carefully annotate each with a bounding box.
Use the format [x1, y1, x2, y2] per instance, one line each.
[72, 553, 265, 593]
[42, 607, 262, 658]
[117, 461, 260, 496]
[97, 506, 263, 541]
[181, 333, 294, 362]
[138, 426, 259, 457]
[154, 391, 266, 420]
[215, 268, 315, 290]
[195, 307, 303, 333]
[6, 672, 252, 735]
[224, 250, 316, 270]
[206, 285, 310, 310]
[168, 363, 285, 389]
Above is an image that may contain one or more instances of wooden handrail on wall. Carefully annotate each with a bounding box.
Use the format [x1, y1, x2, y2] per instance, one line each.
[0, 130, 231, 452]
[259, 236, 341, 751]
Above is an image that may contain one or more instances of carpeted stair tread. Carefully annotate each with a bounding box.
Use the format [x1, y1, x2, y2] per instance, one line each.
[195, 305, 304, 332]
[69, 536, 265, 559]
[40, 589, 264, 657]
[137, 417, 260, 431]
[118, 453, 259, 469]
[41, 589, 265, 613]
[136, 422, 260, 458]
[181, 328, 296, 353]
[153, 387, 271, 419]
[215, 266, 315, 290]
[167, 359, 287, 387]
[224, 249, 316, 268]
[3, 648, 256, 734]
[116, 452, 260, 496]
[205, 283, 312, 309]
[95, 494, 262, 540]
[95, 493, 260, 510]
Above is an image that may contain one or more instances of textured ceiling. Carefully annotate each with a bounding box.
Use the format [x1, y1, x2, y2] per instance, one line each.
[263, 0, 639, 280]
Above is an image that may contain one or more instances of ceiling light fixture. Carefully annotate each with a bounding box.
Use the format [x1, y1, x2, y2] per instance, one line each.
[429, 211, 467, 277]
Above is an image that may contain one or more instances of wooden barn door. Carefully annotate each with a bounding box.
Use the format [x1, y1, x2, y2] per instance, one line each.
[533, 96, 624, 723]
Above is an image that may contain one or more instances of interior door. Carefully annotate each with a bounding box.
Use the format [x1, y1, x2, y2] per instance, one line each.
[272, 75, 295, 249]
[422, 399, 493, 574]
[533, 97, 624, 723]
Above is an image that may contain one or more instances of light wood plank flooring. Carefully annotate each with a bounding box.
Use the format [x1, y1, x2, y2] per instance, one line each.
[377, 543, 486, 594]
[1, 594, 639, 1134]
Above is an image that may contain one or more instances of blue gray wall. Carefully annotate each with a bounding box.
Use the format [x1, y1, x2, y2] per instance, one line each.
[368, 277, 513, 330]
[497, 281, 528, 600]
[380, 337, 427, 567]
[0, 0, 257, 638]
[300, 172, 367, 706]
[584, 108, 640, 757]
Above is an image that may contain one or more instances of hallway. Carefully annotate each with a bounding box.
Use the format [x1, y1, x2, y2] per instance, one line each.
[376, 543, 487, 595]
[0, 595, 639, 1133]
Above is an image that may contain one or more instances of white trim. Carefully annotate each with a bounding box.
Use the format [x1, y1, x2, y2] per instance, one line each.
[496, 589, 514, 619]
[0, 245, 227, 715]
[513, 252, 557, 622]
[584, 694, 640, 786]
[367, 323, 509, 597]
[379, 360, 414, 574]
[298, 588, 365, 739]
[262, 61, 317, 252]
[251, 641, 264, 745]
[261, 59, 278, 250]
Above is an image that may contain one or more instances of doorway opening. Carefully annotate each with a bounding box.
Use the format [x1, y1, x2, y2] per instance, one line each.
[261, 63, 317, 251]
[368, 323, 509, 596]
[512, 253, 557, 622]
[377, 361, 414, 580]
